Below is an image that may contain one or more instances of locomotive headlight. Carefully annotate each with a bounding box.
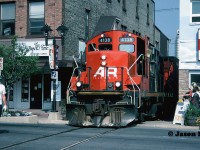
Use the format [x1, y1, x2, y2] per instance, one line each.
[115, 82, 121, 87]
[101, 34, 105, 37]
[76, 81, 82, 87]
[115, 81, 122, 90]
[101, 61, 107, 66]
[101, 55, 106, 60]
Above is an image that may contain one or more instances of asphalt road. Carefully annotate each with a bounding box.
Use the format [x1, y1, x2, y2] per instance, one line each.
[0, 123, 199, 150]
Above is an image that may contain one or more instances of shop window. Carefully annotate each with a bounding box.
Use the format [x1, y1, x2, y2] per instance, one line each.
[191, 0, 200, 23]
[190, 73, 200, 87]
[0, 3, 15, 36]
[9, 86, 14, 101]
[29, 1, 44, 35]
[21, 79, 29, 102]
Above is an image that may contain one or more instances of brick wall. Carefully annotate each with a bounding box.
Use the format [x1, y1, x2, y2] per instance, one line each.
[0, 0, 62, 37]
[179, 69, 189, 99]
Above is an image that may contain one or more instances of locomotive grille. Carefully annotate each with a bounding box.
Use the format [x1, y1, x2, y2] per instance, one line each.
[111, 108, 122, 125]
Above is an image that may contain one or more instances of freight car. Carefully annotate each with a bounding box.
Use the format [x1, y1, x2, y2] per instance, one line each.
[66, 16, 178, 127]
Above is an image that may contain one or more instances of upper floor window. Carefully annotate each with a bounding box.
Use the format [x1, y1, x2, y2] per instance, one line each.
[136, 0, 139, 19]
[147, 4, 150, 25]
[122, 0, 126, 12]
[0, 3, 15, 36]
[29, 1, 44, 35]
[85, 9, 90, 41]
[191, 0, 200, 23]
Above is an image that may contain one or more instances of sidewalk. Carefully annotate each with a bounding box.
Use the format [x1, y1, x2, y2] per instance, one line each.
[0, 109, 68, 125]
[138, 120, 200, 130]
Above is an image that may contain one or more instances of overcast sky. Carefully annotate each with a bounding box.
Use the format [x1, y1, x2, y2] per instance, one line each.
[154, 0, 179, 56]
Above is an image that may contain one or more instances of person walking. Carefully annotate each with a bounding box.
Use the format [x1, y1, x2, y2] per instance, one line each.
[191, 86, 200, 109]
[0, 78, 7, 117]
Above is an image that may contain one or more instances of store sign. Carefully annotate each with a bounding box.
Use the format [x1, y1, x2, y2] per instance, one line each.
[173, 100, 190, 125]
[17, 40, 53, 56]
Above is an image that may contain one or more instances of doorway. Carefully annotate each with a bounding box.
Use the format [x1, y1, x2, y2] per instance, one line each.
[30, 74, 42, 109]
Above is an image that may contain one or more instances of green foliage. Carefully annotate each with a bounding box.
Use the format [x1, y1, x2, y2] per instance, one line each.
[184, 104, 200, 126]
[0, 36, 39, 87]
[185, 104, 200, 118]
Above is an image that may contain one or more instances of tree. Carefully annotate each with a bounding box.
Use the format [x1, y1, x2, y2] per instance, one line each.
[0, 37, 39, 102]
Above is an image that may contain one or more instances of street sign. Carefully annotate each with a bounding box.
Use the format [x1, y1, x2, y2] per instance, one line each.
[0, 57, 3, 70]
[51, 71, 58, 79]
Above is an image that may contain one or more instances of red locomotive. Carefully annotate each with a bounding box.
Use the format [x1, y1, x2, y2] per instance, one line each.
[66, 17, 178, 127]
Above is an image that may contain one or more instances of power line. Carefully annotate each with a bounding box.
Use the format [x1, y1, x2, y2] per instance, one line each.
[155, 8, 179, 12]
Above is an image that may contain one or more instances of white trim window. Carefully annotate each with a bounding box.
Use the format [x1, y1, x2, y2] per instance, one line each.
[29, 1, 44, 35]
[191, 0, 200, 23]
[0, 3, 15, 36]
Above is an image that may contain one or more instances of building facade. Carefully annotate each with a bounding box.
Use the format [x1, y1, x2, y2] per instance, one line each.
[0, 0, 63, 110]
[179, 0, 200, 98]
[0, 0, 169, 110]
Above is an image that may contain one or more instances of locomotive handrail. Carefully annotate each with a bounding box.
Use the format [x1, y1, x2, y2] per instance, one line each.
[128, 54, 144, 71]
[67, 56, 81, 103]
[126, 54, 143, 108]
[124, 67, 141, 108]
[91, 43, 99, 51]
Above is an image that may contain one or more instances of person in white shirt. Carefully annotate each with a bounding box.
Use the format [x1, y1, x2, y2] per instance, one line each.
[0, 81, 7, 117]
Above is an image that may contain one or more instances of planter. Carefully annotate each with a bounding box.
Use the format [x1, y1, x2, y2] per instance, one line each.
[185, 117, 200, 126]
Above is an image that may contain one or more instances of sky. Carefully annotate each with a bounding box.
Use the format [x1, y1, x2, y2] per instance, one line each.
[154, 0, 179, 56]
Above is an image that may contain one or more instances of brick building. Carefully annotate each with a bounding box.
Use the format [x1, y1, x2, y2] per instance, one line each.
[0, 0, 169, 110]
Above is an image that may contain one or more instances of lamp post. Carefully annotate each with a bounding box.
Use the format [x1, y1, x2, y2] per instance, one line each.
[41, 23, 68, 112]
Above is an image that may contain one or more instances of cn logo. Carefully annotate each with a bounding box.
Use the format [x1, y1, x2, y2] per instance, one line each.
[94, 67, 117, 78]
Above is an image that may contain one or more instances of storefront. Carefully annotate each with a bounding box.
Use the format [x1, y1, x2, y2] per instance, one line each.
[8, 38, 68, 110]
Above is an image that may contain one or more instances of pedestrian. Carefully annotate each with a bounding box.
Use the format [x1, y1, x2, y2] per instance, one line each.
[191, 86, 200, 109]
[0, 77, 7, 117]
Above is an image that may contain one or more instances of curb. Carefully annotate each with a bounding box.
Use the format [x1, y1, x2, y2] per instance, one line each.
[0, 115, 38, 124]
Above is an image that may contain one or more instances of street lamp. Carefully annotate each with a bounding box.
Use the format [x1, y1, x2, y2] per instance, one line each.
[41, 23, 68, 112]
[41, 24, 53, 46]
[56, 23, 68, 46]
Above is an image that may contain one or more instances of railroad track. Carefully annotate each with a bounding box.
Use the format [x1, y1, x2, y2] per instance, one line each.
[0, 126, 118, 150]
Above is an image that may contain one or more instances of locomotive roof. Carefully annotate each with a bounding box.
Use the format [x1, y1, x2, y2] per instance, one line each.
[91, 16, 119, 39]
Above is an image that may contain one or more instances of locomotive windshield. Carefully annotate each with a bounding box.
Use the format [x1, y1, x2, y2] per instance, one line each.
[98, 44, 112, 50]
[119, 44, 135, 53]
